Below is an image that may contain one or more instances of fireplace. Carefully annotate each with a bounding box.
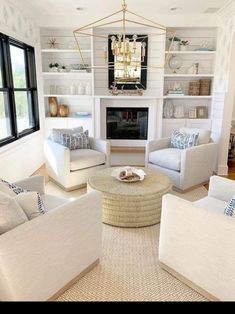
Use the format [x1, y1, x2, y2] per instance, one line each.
[106, 107, 149, 140]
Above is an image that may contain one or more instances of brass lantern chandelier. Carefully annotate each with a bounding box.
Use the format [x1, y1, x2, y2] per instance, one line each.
[73, 0, 175, 79]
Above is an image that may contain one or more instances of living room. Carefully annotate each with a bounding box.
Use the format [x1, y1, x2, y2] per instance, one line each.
[0, 0, 235, 302]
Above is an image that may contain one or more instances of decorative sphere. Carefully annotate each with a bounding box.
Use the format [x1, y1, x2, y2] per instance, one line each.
[168, 55, 183, 72]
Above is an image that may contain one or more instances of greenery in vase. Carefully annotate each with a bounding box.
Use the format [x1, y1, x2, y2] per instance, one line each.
[49, 63, 59, 69]
[169, 37, 181, 42]
[180, 40, 189, 46]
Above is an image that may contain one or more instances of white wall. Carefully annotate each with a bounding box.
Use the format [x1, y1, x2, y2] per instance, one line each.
[0, 0, 45, 181]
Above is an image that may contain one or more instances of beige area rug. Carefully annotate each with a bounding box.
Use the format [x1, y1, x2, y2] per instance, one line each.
[45, 182, 208, 301]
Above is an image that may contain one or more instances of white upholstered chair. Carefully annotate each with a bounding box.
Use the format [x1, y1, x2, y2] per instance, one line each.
[0, 176, 102, 301]
[44, 136, 111, 191]
[145, 128, 218, 191]
[159, 175, 235, 301]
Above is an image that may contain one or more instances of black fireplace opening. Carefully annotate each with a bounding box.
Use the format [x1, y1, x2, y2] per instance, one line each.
[106, 107, 149, 140]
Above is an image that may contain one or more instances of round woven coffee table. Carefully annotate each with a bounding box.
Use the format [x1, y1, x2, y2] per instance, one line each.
[87, 167, 172, 228]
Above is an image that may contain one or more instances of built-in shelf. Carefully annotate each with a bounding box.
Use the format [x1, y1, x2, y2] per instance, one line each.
[42, 72, 92, 77]
[164, 74, 214, 78]
[44, 95, 92, 98]
[165, 51, 216, 55]
[164, 96, 212, 99]
[41, 49, 92, 53]
[45, 116, 92, 119]
[94, 95, 163, 100]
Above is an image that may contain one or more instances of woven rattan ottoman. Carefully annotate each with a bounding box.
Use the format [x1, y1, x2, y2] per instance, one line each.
[87, 168, 172, 228]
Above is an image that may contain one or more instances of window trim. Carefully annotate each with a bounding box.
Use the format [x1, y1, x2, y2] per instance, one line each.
[0, 33, 40, 147]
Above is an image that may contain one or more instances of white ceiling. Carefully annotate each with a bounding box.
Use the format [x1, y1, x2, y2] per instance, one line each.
[19, 0, 230, 26]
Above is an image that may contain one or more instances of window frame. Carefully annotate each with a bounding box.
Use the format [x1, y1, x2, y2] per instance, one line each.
[0, 33, 40, 147]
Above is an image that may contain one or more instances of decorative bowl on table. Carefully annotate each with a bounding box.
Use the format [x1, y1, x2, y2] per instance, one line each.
[112, 167, 146, 183]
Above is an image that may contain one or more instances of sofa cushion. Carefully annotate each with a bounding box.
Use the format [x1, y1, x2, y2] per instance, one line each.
[58, 130, 90, 150]
[170, 130, 199, 149]
[149, 148, 182, 172]
[41, 194, 68, 211]
[194, 196, 226, 215]
[70, 149, 106, 171]
[180, 128, 211, 145]
[0, 191, 28, 235]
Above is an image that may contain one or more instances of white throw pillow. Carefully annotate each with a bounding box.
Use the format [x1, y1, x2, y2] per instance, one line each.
[0, 191, 28, 235]
[14, 192, 46, 220]
[179, 128, 211, 145]
[0, 179, 46, 219]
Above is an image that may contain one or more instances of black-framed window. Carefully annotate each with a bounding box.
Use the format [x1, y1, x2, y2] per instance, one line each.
[0, 33, 39, 147]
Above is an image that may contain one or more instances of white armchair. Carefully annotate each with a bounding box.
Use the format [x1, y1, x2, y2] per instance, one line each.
[159, 176, 235, 301]
[146, 128, 217, 191]
[0, 176, 102, 301]
[44, 137, 111, 191]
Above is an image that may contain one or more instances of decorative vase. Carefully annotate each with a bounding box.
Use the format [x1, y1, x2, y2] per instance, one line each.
[77, 83, 85, 95]
[174, 104, 185, 118]
[171, 41, 180, 51]
[180, 45, 188, 51]
[163, 101, 174, 118]
[48, 97, 58, 117]
[85, 82, 92, 95]
[58, 104, 69, 117]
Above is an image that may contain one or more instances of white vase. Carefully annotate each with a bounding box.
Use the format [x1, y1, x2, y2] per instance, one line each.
[171, 41, 180, 51]
[77, 83, 85, 95]
[85, 82, 92, 95]
[180, 45, 188, 51]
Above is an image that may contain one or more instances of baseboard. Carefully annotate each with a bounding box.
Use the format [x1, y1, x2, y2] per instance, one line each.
[49, 177, 87, 191]
[48, 259, 99, 301]
[173, 181, 209, 194]
[159, 262, 219, 301]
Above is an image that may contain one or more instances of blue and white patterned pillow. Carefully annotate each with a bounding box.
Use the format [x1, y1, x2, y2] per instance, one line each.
[0, 179, 46, 215]
[170, 130, 199, 150]
[59, 130, 90, 150]
[224, 196, 235, 217]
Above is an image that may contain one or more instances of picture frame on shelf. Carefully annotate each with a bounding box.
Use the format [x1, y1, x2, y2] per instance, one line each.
[188, 108, 197, 119]
[197, 106, 208, 119]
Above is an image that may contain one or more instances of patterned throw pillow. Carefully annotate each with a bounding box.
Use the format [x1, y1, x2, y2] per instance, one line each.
[170, 130, 199, 150]
[224, 196, 235, 217]
[51, 126, 84, 143]
[0, 179, 46, 218]
[59, 130, 90, 150]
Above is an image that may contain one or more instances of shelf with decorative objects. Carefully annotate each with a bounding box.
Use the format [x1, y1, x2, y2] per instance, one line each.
[163, 27, 217, 134]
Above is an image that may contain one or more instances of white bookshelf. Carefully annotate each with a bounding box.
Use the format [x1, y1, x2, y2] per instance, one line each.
[165, 51, 216, 55]
[41, 49, 92, 53]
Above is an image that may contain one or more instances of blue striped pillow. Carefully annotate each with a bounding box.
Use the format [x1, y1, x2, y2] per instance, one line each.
[224, 197, 235, 217]
[59, 130, 90, 150]
[170, 130, 199, 150]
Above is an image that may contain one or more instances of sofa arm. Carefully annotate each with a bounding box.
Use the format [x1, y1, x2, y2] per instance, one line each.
[0, 190, 102, 301]
[180, 143, 217, 190]
[208, 175, 235, 202]
[159, 194, 235, 301]
[89, 138, 111, 167]
[14, 176, 45, 195]
[145, 138, 171, 166]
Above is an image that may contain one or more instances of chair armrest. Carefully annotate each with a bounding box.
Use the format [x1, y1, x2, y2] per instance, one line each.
[44, 139, 70, 174]
[0, 190, 102, 301]
[208, 175, 235, 202]
[159, 194, 235, 301]
[89, 138, 111, 166]
[14, 176, 45, 195]
[180, 143, 217, 189]
[145, 138, 171, 166]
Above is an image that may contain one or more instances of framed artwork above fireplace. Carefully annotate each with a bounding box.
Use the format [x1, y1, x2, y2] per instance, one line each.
[108, 34, 148, 90]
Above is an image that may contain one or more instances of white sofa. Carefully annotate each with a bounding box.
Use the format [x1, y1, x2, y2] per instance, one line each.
[44, 137, 111, 191]
[159, 175, 235, 301]
[0, 176, 102, 301]
[146, 128, 218, 191]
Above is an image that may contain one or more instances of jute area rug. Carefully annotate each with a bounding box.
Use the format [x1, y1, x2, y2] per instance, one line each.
[46, 182, 208, 301]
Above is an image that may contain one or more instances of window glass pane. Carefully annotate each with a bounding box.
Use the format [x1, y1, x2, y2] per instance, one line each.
[10, 45, 27, 88]
[0, 68, 2, 88]
[15, 91, 33, 132]
[0, 92, 12, 140]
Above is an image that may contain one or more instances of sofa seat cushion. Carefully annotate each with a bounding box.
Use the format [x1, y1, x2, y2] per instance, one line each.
[149, 148, 182, 172]
[41, 194, 68, 211]
[194, 196, 226, 215]
[70, 149, 106, 171]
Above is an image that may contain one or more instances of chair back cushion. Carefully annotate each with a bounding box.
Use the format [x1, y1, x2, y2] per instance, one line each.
[59, 130, 90, 150]
[51, 126, 84, 143]
[0, 191, 28, 235]
[180, 128, 211, 145]
[170, 130, 199, 150]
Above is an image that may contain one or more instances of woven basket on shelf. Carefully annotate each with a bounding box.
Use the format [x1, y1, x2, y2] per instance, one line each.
[200, 79, 211, 96]
[188, 81, 200, 96]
